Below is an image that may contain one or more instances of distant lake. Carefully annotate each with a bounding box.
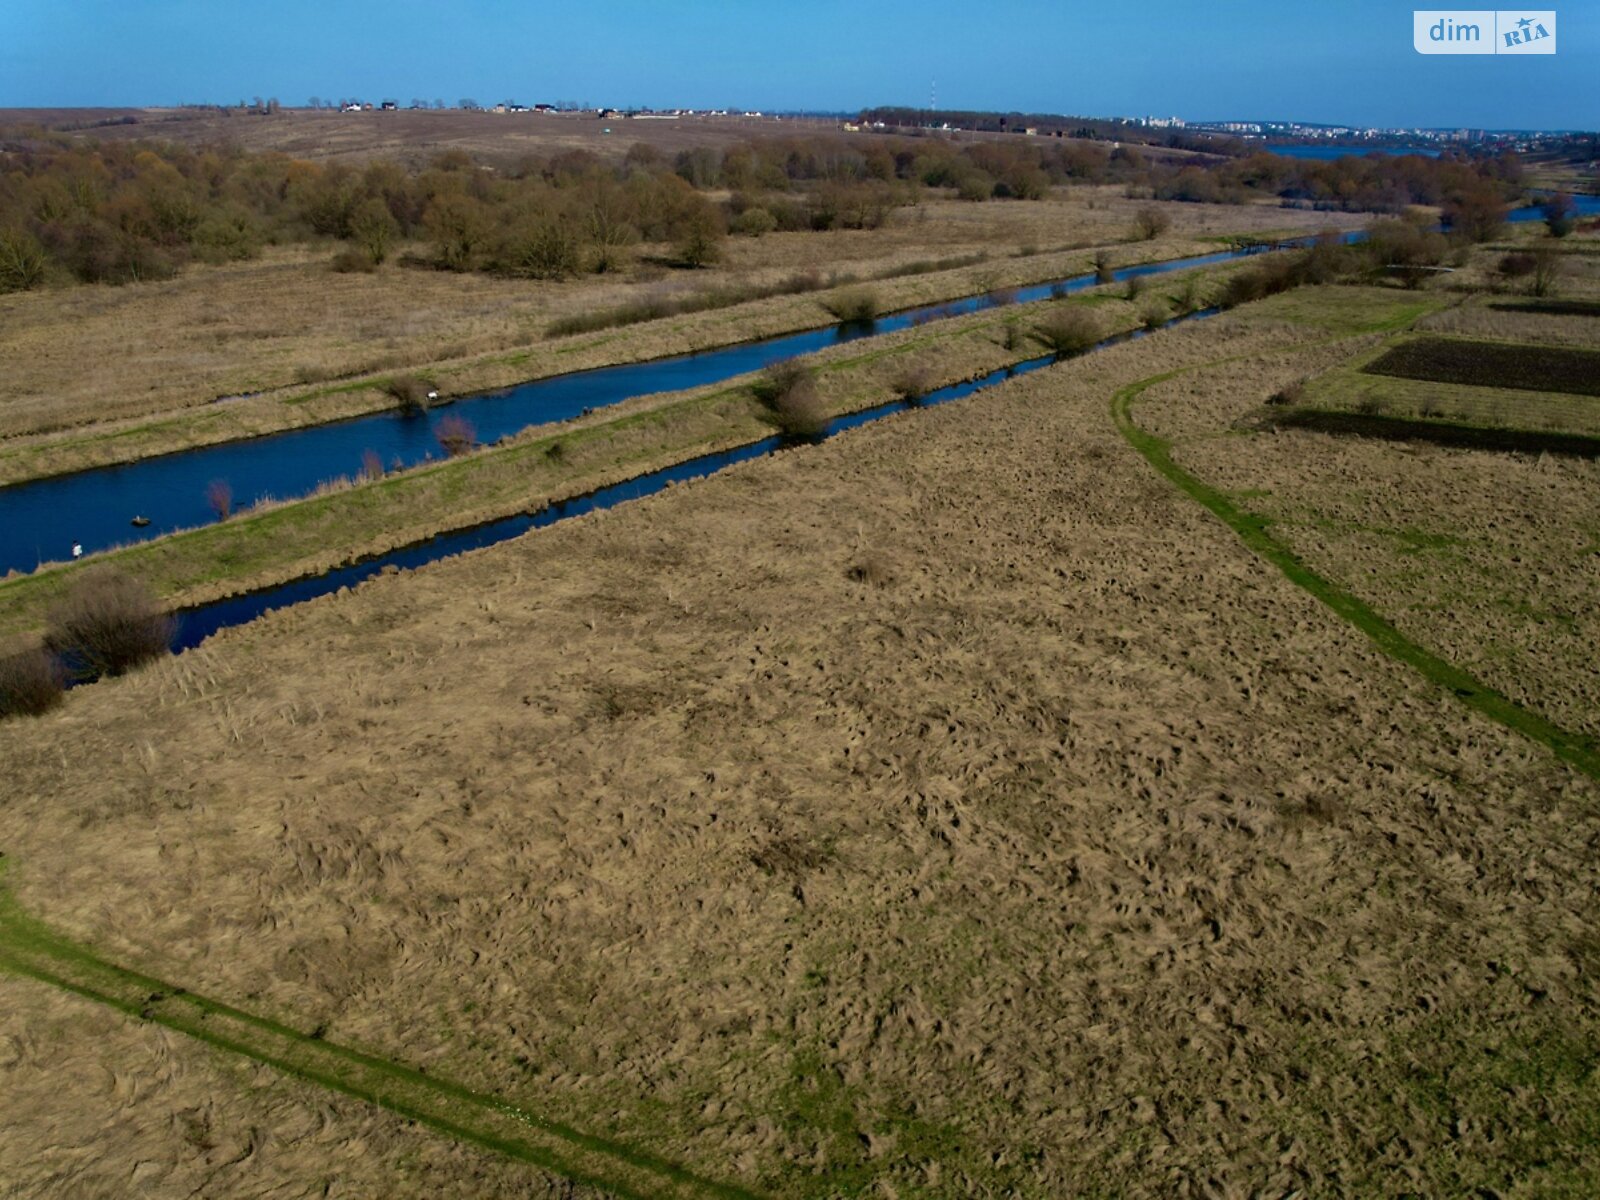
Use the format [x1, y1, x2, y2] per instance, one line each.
[1263, 144, 1442, 161]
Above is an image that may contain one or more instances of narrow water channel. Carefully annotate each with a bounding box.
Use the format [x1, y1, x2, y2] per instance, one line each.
[7, 195, 1580, 578]
[168, 313, 1215, 654]
[0, 244, 1285, 574]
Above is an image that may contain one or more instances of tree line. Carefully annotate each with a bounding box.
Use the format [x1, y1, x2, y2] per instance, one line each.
[0, 128, 1528, 294]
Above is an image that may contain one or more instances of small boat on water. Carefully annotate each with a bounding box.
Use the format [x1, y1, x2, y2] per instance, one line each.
[130, 515, 150, 527]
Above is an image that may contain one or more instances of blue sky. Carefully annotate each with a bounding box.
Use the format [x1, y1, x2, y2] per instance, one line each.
[4, 1, 1596, 128]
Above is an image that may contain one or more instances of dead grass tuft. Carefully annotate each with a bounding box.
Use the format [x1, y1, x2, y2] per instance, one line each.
[0, 646, 65, 719]
[1268, 379, 1305, 407]
[845, 556, 895, 587]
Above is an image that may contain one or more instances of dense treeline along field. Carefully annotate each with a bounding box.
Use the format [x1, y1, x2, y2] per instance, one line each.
[0, 123, 1526, 292]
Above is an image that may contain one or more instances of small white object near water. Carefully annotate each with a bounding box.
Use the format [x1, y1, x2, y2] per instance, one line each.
[72, 543, 83, 559]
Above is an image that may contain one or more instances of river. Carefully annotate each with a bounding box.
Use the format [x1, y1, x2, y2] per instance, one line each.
[0, 245, 1259, 574]
[5, 199, 1591, 578]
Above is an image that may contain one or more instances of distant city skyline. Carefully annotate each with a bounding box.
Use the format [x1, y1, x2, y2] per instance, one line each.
[5, 0, 1596, 130]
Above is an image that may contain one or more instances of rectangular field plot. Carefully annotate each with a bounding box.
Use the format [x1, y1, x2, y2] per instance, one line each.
[1301, 367, 1600, 439]
[1362, 337, 1600, 397]
[1487, 299, 1600, 318]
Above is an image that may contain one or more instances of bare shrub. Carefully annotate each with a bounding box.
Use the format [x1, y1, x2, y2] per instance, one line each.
[1497, 251, 1536, 279]
[753, 359, 827, 438]
[349, 197, 400, 265]
[674, 200, 725, 267]
[1139, 297, 1170, 330]
[386, 375, 436, 415]
[588, 242, 631, 274]
[1545, 191, 1576, 238]
[729, 207, 777, 237]
[986, 285, 1017, 307]
[891, 362, 932, 403]
[360, 448, 385, 481]
[821, 287, 880, 324]
[1125, 275, 1145, 301]
[499, 217, 582, 278]
[1267, 379, 1305, 406]
[435, 413, 476, 457]
[0, 648, 65, 719]
[1133, 207, 1171, 241]
[1093, 250, 1114, 284]
[0, 227, 48, 293]
[331, 246, 378, 273]
[206, 479, 232, 520]
[785, 268, 826, 292]
[1530, 249, 1561, 298]
[956, 172, 994, 202]
[1032, 307, 1103, 357]
[1175, 274, 1203, 314]
[45, 569, 173, 678]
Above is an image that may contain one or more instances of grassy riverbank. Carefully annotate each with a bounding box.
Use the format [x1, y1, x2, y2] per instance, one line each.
[0, 262, 1259, 647]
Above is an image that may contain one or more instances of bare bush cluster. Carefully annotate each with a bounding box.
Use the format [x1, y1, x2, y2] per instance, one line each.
[1032, 307, 1103, 358]
[44, 569, 173, 681]
[753, 359, 828, 439]
[821, 287, 881, 324]
[1133, 206, 1171, 241]
[890, 362, 932, 403]
[0, 126, 1527, 291]
[386, 375, 437, 415]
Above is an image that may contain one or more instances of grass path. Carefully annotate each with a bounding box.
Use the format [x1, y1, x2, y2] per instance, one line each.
[1111, 361, 1600, 784]
[0, 869, 763, 1199]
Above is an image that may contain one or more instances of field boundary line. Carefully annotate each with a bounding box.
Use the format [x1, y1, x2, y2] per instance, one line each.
[0, 872, 764, 1199]
[1111, 363, 1600, 783]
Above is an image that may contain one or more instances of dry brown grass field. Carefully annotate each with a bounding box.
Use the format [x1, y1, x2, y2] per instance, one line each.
[0, 975, 591, 1197]
[1, 107, 1215, 169]
[2, 303, 1598, 1195]
[0, 107, 830, 167]
[1154, 272, 1600, 746]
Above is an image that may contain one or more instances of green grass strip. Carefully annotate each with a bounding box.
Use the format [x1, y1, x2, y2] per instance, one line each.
[0, 871, 763, 1199]
[1112, 370, 1600, 783]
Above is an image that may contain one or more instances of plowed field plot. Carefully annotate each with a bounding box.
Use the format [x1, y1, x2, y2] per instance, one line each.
[1362, 337, 1600, 396]
[1488, 299, 1600, 318]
